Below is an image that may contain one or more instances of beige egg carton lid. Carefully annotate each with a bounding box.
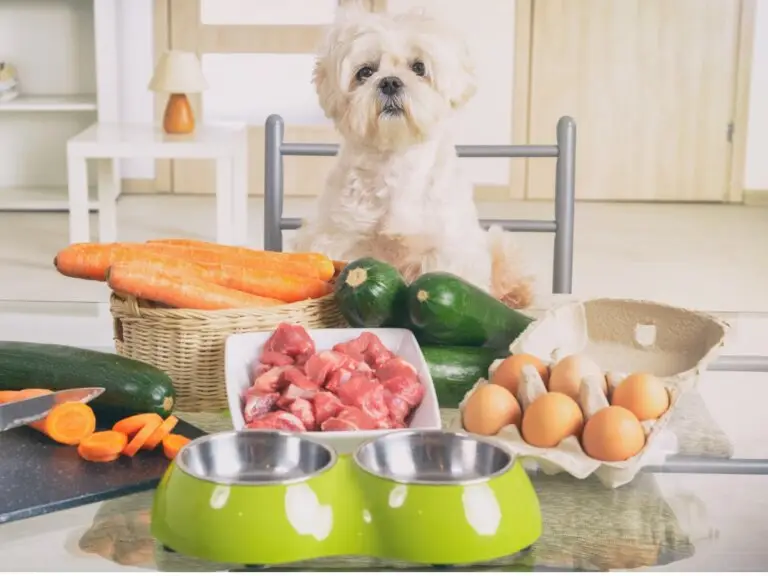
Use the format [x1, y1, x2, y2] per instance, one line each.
[449, 297, 729, 488]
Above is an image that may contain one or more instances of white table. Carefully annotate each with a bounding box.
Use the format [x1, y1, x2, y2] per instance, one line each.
[66, 122, 248, 245]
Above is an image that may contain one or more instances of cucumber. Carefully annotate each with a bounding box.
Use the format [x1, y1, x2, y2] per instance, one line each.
[422, 345, 507, 408]
[0, 342, 176, 419]
[408, 272, 535, 348]
[334, 257, 408, 328]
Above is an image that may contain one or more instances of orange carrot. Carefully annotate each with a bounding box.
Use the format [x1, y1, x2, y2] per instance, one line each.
[123, 421, 162, 457]
[28, 402, 97, 446]
[146, 239, 336, 281]
[54, 242, 164, 281]
[0, 389, 94, 445]
[0, 390, 21, 403]
[162, 434, 190, 460]
[107, 255, 331, 303]
[77, 430, 128, 461]
[113, 413, 163, 437]
[107, 262, 285, 310]
[143, 416, 179, 450]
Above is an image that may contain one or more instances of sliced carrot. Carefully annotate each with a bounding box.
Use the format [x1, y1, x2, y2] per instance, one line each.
[113, 413, 163, 436]
[143, 415, 179, 450]
[77, 430, 128, 461]
[145, 239, 336, 282]
[162, 434, 191, 460]
[107, 262, 285, 310]
[28, 402, 97, 446]
[122, 420, 162, 457]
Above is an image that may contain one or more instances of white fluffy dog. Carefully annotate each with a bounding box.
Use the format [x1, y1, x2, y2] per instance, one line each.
[293, 7, 533, 308]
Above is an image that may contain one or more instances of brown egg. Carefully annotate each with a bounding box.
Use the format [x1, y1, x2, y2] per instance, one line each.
[548, 354, 606, 400]
[521, 392, 584, 448]
[582, 405, 645, 461]
[490, 353, 549, 396]
[462, 384, 522, 436]
[611, 372, 670, 421]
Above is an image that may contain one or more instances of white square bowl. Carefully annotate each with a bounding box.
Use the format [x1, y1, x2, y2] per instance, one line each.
[225, 327, 443, 454]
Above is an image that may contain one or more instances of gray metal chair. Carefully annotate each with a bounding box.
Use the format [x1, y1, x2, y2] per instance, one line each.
[263, 114, 577, 294]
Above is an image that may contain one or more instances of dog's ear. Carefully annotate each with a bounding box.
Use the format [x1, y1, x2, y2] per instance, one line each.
[313, 21, 346, 121]
[449, 42, 477, 110]
[313, 54, 341, 121]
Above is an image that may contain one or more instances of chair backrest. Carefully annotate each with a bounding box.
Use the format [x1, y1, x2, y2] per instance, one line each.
[263, 114, 576, 294]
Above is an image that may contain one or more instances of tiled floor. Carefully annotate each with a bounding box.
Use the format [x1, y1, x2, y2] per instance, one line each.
[0, 194, 766, 312]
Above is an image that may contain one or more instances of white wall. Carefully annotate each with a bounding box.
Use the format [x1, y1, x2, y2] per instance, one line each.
[117, 0, 154, 179]
[745, 0, 768, 191]
[117, 0, 768, 191]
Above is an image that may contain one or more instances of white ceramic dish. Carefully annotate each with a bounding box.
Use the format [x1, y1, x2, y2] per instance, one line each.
[225, 327, 442, 453]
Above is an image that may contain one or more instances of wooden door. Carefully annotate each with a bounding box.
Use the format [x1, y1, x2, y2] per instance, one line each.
[526, 0, 744, 202]
[166, 0, 377, 196]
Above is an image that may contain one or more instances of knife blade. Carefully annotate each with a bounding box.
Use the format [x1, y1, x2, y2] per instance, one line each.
[0, 387, 105, 433]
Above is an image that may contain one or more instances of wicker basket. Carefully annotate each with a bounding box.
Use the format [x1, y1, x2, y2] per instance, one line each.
[110, 292, 347, 412]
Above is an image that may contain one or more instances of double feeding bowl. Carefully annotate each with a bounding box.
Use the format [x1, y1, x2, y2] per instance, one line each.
[151, 429, 542, 566]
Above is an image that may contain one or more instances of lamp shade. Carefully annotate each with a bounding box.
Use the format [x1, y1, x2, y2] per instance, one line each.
[148, 50, 208, 94]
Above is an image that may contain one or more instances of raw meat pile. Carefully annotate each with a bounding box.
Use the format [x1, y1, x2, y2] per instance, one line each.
[241, 324, 426, 432]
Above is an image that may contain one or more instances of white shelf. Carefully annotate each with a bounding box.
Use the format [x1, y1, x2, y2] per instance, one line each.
[0, 94, 98, 112]
[0, 186, 98, 212]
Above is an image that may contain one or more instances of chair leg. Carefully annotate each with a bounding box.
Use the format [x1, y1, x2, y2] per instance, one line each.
[553, 116, 577, 295]
[264, 114, 284, 252]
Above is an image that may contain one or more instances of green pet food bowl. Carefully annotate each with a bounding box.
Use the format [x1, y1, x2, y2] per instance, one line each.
[151, 429, 542, 567]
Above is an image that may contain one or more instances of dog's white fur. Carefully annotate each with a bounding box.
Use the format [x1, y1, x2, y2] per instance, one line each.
[293, 7, 533, 307]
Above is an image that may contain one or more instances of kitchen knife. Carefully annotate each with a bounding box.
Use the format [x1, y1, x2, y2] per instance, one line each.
[0, 387, 105, 433]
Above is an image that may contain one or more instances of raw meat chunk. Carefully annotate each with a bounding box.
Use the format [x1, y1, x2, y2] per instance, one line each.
[376, 357, 418, 384]
[251, 366, 289, 393]
[382, 374, 425, 408]
[312, 391, 344, 425]
[289, 397, 316, 430]
[264, 323, 315, 357]
[332, 332, 393, 369]
[282, 366, 321, 391]
[320, 407, 378, 431]
[325, 370, 343, 394]
[383, 388, 411, 423]
[243, 391, 279, 423]
[246, 410, 306, 431]
[336, 374, 389, 421]
[260, 350, 294, 366]
[279, 383, 318, 404]
[304, 351, 366, 386]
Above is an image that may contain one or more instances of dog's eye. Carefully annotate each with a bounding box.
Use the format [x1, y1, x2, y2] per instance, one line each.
[411, 61, 426, 77]
[355, 66, 374, 82]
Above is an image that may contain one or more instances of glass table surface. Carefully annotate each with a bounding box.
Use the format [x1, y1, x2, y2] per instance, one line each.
[0, 299, 766, 571]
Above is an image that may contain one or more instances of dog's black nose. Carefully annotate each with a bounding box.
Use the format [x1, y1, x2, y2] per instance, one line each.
[378, 76, 403, 96]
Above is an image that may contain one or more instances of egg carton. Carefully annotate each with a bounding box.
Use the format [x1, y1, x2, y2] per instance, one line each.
[449, 298, 729, 489]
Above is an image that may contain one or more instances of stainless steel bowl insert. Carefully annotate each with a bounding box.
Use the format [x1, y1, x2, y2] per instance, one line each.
[176, 430, 337, 486]
[354, 430, 514, 485]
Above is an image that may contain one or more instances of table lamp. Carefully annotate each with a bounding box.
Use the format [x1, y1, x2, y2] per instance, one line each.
[148, 50, 208, 135]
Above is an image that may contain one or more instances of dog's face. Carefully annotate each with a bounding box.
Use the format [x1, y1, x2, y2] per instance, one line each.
[313, 8, 477, 151]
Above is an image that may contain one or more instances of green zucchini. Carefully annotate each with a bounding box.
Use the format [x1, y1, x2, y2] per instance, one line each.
[0, 342, 176, 419]
[334, 257, 408, 328]
[408, 272, 535, 348]
[422, 345, 507, 408]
